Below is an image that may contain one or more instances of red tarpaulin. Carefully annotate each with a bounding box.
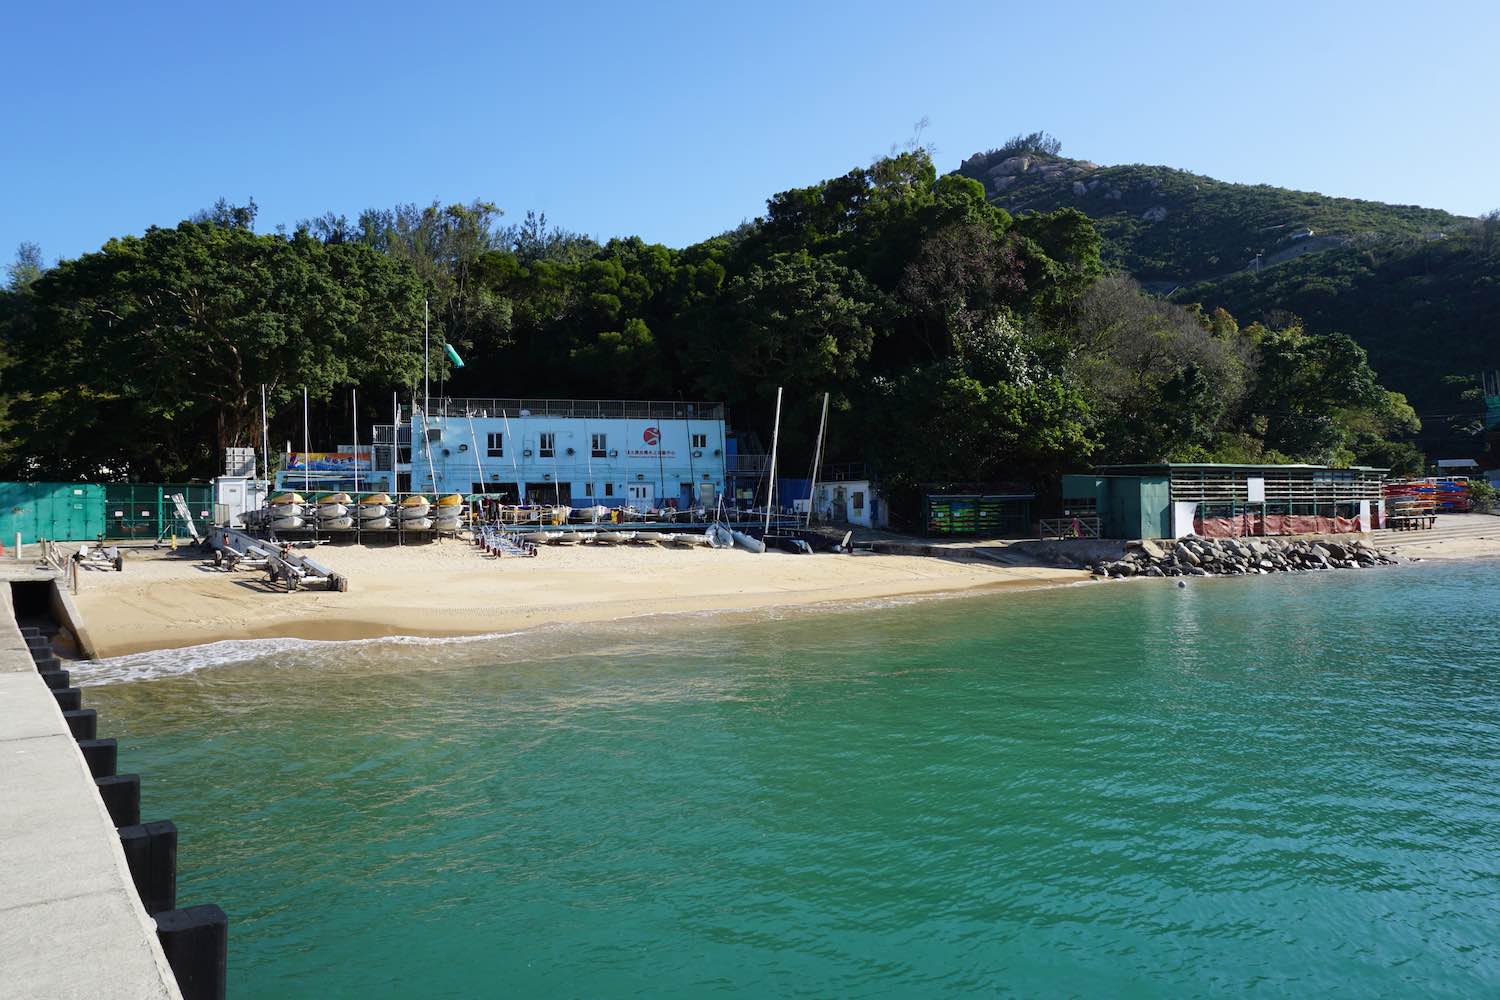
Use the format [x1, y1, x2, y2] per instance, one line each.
[1194, 514, 1361, 538]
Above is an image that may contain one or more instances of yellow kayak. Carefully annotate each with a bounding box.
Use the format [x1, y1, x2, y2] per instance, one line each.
[271, 493, 305, 506]
[320, 492, 352, 505]
[360, 493, 391, 505]
[400, 494, 431, 507]
[436, 494, 465, 507]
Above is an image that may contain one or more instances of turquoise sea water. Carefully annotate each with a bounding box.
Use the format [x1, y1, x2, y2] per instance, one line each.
[82, 561, 1500, 998]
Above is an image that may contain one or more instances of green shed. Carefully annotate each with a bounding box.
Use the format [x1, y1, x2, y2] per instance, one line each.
[1097, 475, 1171, 540]
[0, 482, 107, 544]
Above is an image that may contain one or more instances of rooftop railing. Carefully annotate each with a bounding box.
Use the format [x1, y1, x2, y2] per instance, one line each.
[418, 398, 728, 422]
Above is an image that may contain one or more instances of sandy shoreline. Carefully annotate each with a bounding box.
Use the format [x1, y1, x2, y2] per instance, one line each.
[67, 514, 1500, 659]
[72, 538, 1087, 658]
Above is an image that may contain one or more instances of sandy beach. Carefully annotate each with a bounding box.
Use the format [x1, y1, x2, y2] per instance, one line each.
[65, 514, 1500, 658]
[71, 537, 1085, 658]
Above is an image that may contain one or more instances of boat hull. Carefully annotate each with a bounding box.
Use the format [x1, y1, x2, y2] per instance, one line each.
[731, 530, 765, 554]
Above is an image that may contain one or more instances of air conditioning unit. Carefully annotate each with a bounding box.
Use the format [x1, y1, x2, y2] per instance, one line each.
[609, 449, 618, 458]
[523, 449, 533, 457]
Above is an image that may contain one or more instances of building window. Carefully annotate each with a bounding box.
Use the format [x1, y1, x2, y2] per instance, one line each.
[591, 433, 607, 458]
[691, 433, 707, 449]
[852, 491, 865, 511]
[604, 483, 614, 497]
[539, 432, 555, 458]
[486, 432, 503, 458]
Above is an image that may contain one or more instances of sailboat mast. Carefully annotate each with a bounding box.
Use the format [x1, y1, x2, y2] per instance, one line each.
[423, 298, 430, 425]
[806, 392, 829, 528]
[352, 388, 360, 495]
[302, 387, 310, 495]
[260, 383, 270, 501]
[764, 386, 782, 538]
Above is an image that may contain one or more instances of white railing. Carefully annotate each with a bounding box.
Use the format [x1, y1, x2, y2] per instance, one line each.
[424, 398, 727, 421]
[40, 539, 79, 594]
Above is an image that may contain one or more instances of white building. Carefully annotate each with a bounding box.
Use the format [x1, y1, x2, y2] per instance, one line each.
[812, 479, 887, 529]
[373, 398, 728, 508]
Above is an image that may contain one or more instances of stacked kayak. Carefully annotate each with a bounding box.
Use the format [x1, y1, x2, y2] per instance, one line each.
[399, 494, 432, 530]
[432, 494, 465, 532]
[267, 493, 305, 530]
[316, 493, 354, 530]
[358, 493, 391, 530]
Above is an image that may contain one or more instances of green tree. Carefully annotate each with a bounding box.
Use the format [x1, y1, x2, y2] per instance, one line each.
[2, 222, 427, 479]
[6, 242, 45, 290]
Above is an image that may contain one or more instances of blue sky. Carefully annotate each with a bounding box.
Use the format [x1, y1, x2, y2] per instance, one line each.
[4, 0, 1497, 263]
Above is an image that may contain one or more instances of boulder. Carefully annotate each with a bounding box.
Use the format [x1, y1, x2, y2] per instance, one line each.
[1142, 205, 1169, 222]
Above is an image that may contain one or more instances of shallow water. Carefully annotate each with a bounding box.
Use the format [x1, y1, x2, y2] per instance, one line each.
[83, 562, 1500, 998]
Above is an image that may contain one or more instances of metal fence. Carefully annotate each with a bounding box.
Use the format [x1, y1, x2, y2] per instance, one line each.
[102, 485, 214, 540]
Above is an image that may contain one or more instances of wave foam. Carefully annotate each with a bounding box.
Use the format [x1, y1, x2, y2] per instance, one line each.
[74, 629, 529, 686]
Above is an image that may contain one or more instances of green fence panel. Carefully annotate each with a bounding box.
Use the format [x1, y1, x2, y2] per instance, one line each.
[0, 483, 106, 544]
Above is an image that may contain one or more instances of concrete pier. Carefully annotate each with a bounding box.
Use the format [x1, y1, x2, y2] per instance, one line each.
[1, 566, 183, 999]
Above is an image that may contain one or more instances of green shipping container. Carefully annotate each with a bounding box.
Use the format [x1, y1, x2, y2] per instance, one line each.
[0, 482, 107, 545]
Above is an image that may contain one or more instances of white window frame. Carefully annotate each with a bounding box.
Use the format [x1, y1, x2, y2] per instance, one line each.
[691, 432, 707, 449]
[539, 432, 555, 458]
[486, 432, 503, 458]
[591, 432, 607, 458]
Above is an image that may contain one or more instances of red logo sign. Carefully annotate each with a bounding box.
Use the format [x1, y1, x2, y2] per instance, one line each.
[643, 426, 660, 446]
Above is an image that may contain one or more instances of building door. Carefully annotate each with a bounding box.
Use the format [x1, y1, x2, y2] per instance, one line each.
[626, 483, 654, 506]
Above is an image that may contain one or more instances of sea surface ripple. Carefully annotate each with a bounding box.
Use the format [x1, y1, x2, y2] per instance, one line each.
[86, 561, 1500, 998]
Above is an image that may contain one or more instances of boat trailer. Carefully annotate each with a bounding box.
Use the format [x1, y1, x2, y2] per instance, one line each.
[73, 538, 125, 572]
[209, 529, 349, 592]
